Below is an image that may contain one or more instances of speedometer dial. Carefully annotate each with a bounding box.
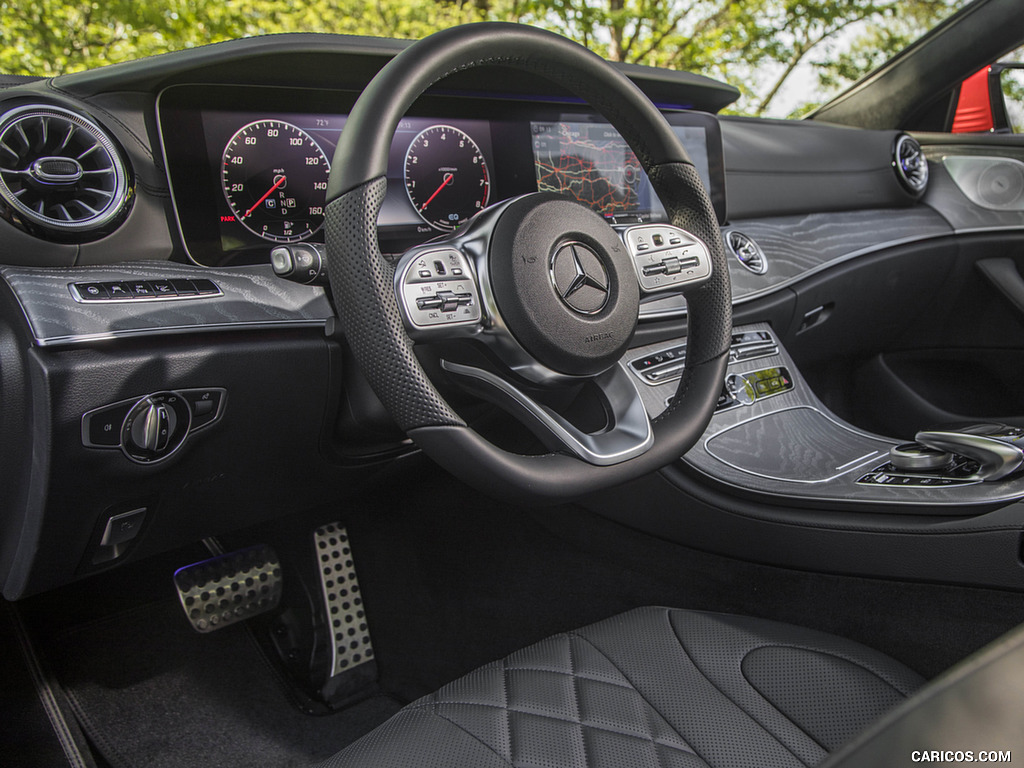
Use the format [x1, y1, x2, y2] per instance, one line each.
[404, 125, 490, 231]
[222, 120, 329, 243]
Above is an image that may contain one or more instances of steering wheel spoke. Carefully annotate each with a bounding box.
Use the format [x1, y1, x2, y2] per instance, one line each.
[621, 224, 714, 296]
[441, 359, 653, 466]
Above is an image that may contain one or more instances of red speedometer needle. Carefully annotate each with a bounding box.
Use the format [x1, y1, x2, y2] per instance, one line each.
[244, 175, 287, 219]
[420, 172, 453, 211]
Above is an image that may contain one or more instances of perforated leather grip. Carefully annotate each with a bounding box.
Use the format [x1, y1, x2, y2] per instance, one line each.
[325, 179, 464, 431]
[648, 161, 733, 413]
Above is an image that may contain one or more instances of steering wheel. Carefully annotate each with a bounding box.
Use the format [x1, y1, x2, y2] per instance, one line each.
[324, 22, 732, 500]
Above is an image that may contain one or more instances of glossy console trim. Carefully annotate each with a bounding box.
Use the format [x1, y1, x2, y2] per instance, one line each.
[32, 320, 328, 348]
[703, 405, 886, 484]
[726, 231, 952, 306]
[638, 210, 953, 321]
[627, 322, 1024, 509]
[0, 262, 333, 347]
[946, 225, 1024, 236]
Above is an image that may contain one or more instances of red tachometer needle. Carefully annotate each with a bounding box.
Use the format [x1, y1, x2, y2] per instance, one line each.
[420, 172, 454, 211]
[244, 175, 287, 219]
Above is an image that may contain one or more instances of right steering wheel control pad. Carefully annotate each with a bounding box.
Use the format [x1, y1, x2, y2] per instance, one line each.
[623, 224, 712, 293]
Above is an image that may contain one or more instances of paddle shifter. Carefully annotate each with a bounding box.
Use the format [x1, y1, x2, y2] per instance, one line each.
[910, 423, 1024, 482]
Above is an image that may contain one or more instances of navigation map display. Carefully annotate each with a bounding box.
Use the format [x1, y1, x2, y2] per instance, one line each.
[531, 120, 712, 224]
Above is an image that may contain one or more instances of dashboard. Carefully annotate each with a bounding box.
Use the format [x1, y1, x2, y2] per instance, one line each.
[2, 31, 1024, 601]
[158, 84, 724, 265]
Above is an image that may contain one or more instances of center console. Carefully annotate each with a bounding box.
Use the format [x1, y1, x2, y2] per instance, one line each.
[625, 323, 1024, 511]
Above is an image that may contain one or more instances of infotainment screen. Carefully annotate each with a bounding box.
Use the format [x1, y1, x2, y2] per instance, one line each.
[531, 121, 712, 224]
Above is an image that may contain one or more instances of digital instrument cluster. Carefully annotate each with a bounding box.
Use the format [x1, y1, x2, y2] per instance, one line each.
[159, 85, 724, 267]
[220, 119, 331, 243]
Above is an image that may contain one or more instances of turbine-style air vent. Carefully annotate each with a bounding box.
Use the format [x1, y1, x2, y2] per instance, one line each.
[727, 231, 767, 274]
[0, 104, 132, 241]
[893, 134, 929, 195]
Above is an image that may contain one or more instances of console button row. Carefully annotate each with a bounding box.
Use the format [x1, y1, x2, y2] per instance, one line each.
[72, 279, 221, 302]
[856, 458, 982, 487]
[721, 367, 793, 409]
[630, 343, 686, 383]
[630, 331, 779, 385]
[857, 472, 975, 487]
[729, 330, 778, 362]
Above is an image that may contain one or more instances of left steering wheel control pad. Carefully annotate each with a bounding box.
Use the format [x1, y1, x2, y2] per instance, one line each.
[489, 195, 640, 377]
[396, 247, 481, 331]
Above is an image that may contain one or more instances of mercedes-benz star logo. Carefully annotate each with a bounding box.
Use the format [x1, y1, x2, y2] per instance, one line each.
[550, 243, 610, 315]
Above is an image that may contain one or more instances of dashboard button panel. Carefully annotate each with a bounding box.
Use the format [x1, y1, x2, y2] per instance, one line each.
[71, 279, 222, 302]
[630, 330, 779, 385]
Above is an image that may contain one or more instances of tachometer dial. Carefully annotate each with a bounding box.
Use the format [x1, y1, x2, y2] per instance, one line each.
[404, 125, 490, 231]
[222, 120, 329, 243]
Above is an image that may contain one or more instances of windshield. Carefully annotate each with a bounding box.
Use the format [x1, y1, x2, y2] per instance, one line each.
[0, 0, 972, 117]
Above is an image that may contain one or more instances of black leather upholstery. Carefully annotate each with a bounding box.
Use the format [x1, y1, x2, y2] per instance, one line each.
[320, 607, 924, 767]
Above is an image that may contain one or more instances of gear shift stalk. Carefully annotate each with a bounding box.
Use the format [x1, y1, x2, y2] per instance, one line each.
[915, 423, 1024, 482]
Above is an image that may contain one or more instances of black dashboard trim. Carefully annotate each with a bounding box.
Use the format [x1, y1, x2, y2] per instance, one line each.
[51, 32, 739, 112]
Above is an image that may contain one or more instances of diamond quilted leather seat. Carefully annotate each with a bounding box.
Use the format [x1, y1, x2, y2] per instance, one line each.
[318, 607, 928, 768]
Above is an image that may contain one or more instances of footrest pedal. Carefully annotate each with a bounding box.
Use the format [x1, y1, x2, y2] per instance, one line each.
[174, 544, 282, 632]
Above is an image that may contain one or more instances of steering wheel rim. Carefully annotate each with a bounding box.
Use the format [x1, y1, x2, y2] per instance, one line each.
[325, 22, 732, 500]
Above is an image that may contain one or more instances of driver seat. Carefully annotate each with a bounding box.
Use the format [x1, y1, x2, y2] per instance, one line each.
[319, 606, 925, 767]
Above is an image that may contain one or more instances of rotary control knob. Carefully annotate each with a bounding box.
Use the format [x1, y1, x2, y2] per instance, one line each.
[120, 392, 192, 464]
[888, 442, 953, 472]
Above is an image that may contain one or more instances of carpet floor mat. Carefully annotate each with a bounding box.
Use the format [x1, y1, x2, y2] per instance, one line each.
[46, 599, 400, 768]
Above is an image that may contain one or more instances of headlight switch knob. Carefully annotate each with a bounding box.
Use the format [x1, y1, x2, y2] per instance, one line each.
[121, 392, 192, 463]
